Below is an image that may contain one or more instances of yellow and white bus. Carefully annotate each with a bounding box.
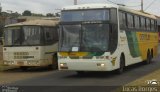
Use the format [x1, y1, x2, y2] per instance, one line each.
[3, 19, 59, 70]
[58, 4, 158, 74]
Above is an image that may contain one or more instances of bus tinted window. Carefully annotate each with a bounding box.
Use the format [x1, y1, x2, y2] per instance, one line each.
[151, 20, 155, 31]
[134, 15, 140, 29]
[140, 17, 146, 30]
[127, 13, 134, 28]
[110, 9, 117, 24]
[119, 11, 126, 29]
[155, 20, 157, 31]
[61, 10, 110, 22]
[146, 18, 151, 31]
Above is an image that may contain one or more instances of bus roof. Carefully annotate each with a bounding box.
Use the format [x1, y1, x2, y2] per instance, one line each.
[5, 19, 59, 27]
[62, 3, 156, 19]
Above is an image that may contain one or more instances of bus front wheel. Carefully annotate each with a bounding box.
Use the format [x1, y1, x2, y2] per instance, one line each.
[116, 55, 125, 74]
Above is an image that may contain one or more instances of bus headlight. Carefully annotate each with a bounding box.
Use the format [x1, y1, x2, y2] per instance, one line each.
[97, 63, 105, 67]
[60, 63, 68, 69]
[100, 64, 105, 67]
[60, 63, 67, 67]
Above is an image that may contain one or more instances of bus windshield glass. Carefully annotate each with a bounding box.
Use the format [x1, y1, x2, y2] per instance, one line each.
[59, 24, 109, 52]
[22, 26, 41, 45]
[60, 25, 81, 51]
[81, 24, 109, 51]
[61, 9, 109, 22]
[4, 26, 41, 46]
[4, 27, 21, 46]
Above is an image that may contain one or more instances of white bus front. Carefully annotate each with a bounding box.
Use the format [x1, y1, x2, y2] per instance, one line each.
[3, 25, 58, 70]
[58, 5, 119, 73]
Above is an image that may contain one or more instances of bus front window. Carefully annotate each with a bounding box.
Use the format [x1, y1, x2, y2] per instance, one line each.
[82, 24, 109, 52]
[60, 25, 81, 51]
[4, 26, 42, 46]
[4, 27, 21, 46]
[59, 24, 109, 52]
[22, 26, 41, 45]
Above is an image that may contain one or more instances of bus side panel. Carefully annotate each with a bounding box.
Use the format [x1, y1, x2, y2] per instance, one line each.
[136, 32, 158, 60]
[125, 31, 158, 61]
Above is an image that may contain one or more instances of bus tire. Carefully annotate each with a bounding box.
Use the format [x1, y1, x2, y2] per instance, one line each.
[20, 66, 28, 71]
[116, 55, 125, 74]
[146, 50, 151, 64]
[151, 49, 153, 59]
[49, 54, 58, 70]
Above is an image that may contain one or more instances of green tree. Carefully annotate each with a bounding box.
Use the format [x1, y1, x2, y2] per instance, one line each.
[22, 10, 32, 16]
[55, 13, 60, 17]
[32, 13, 44, 17]
[46, 13, 55, 17]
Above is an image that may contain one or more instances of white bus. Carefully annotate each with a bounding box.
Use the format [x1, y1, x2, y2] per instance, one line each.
[3, 19, 59, 70]
[58, 4, 158, 74]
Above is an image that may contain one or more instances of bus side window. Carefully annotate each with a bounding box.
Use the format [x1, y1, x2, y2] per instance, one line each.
[151, 19, 155, 31]
[119, 11, 126, 30]
[140, 17, 146, 31]
[134, 15, 140, 29]
[146, 18, 151, 31]
[110, 8, 117, 24]
[127, 13, 134, 29]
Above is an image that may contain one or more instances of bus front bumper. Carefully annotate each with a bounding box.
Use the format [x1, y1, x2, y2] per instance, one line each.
[58, 61, 114, 71]
[3, 60, 48, 67]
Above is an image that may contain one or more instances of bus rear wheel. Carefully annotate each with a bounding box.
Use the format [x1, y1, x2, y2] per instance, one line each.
[146, 51, 152, 64]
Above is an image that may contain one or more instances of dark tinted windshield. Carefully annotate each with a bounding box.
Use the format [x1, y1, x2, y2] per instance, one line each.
[60, 25, 81, 51]
[61, 10, 109, 22]
[81, 24, 109, 51]
[59, 24, 109, 52]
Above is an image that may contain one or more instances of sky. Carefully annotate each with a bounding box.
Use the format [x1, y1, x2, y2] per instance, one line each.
[0, 0, 160, 15]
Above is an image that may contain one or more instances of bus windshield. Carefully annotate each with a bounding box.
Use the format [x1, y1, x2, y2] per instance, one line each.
[22, 26, 41, 45]
[61, 9, 109, 22]
[81, 24, 109, 51]
[59, 24, 109, 52]
[4, 26, 41, 46]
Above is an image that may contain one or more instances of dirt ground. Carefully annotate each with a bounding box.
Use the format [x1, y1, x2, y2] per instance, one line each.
[0, 68, 53, 85]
